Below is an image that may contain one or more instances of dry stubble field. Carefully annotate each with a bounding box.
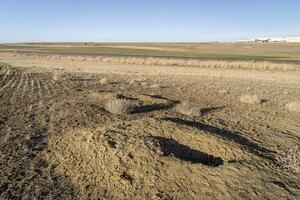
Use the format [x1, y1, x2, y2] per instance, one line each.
[0, 45, 300, 200]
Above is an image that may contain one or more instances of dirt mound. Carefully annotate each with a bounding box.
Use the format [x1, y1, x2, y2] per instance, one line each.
[45, 116, 255, 199]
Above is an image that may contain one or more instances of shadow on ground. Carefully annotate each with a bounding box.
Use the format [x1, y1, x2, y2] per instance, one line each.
[200, 106, 225, 116]
[162, 117, 276, 161]
[131, 97, 180, 114]
[147, 136, 224, 167]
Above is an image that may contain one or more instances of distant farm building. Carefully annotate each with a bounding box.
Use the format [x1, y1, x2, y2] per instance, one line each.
[239, 37, 300, 43]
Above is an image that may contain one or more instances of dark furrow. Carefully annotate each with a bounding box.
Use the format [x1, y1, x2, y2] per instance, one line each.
[0, 68, 9, 85]
[46, 80, 57, 95]
[43, 80, 52, 96]
[9, 72, 24, 100]
[16, 72, 24, 90]
[0, 77, 15, 94]
[52, 79, 71, 94]
[1, 68, 75, 199]
[21, 73, 29, 99]
[36, 79, 44, 108]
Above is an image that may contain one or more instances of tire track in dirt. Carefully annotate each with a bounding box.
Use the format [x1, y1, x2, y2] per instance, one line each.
[48, 78, 69, 97]
[43, 79, 52, 97]
[36, 79, 44, 108]
[0, 65, 6, 75]
[0, 70, 44, 198]
[0, 76, 15, 94]
[0, 66, 10, 86]
[9, 75, 18, 89]
[9, 72, 23, 104]
[0, 66, 78, 199]
[21, 73, 29, 99]
[27, 77, 40, 111]
[0, 73, 20, 106]
[44, 78, 59, 97]
[0, 73, 7, 86]
[51, 79, 72, 94]
[1, 70, 73, 198]
[16, 72, 24, 90]
[47, 80, 58, 96]
[22, 73, 71, 198]
[59, 82, 72, 94]
[0, 69, 20, 102]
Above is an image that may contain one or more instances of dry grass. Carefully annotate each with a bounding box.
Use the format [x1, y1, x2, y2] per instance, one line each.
[104, 98, 131, 115]
[149, 84, 160, 88]
[129, 80, 135, 84]
[277, 146, 300, 173]
[96, 56, 298, 71]
[88, 92, 103, 105]
[0, 66, 12, 76]
[99, 78, 108, 84]
[175, 101, 201, 117]
[99, 57, 297, 71]
[240, 95, 263, 104]
[4, 52, 299, 71]
[285, 102, 300, 113]
[52, 72, 63, 81]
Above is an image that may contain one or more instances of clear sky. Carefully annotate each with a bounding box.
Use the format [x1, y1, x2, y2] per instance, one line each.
[1, 0, 300, 42]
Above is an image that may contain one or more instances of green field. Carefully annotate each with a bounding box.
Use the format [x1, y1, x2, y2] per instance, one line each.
[1, 42, 300, 62]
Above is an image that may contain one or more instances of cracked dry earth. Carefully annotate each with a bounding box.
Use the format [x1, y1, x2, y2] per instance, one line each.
[0, 63, 299, 199]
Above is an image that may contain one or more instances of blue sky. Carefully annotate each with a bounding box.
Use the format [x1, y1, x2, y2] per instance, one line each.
[1, 0, 300, 42]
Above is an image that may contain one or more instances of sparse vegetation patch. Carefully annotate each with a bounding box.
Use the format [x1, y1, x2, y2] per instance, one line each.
[175, 101, 201, 117]
[104, 98, 131, 115]
[99, 78, 108, 84]
[52, 72, 62, 81]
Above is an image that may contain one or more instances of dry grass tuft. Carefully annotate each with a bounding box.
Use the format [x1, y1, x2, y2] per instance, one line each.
[99, 78, 108, 84]
[129, 80, 135, 84]
[277, 146, 300, 173]
[240, 95, 262, 104]
[175, 101, 201, 117]
[52, 73, 63, 81]
[104, 98, 131, 115]
[88, 92, 103, 105]
[285, 102, 300, 113]
[4, 69, 11, 76]
[149, 84, 160, 88]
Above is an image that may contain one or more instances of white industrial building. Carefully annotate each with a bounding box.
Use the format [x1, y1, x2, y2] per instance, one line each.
[239, 36, 300, 43]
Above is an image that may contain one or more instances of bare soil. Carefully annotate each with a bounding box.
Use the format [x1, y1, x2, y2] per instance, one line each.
[0, 52, 299, 199]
